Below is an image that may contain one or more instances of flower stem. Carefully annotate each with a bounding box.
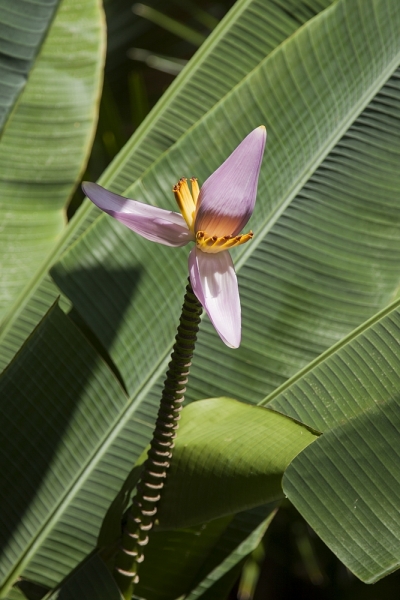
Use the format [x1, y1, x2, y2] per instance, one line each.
[113, 279, 202, 599]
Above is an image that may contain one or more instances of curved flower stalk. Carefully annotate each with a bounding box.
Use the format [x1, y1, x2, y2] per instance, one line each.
[82, 129, 266, 597]
[113, 279, 203, 598]
[83, 126, 266, 348]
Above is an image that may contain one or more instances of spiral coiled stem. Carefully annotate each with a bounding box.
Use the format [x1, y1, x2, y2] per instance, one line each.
[113, 280, 202, 598]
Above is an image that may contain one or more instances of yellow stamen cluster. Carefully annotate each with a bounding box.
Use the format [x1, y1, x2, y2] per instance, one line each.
[173, 178, 198, 233]
[196, 231, 253, 254]
[173, 176, 254, 253]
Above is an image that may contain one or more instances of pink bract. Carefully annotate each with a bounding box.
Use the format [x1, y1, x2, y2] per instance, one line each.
[83, 127, 266, 348]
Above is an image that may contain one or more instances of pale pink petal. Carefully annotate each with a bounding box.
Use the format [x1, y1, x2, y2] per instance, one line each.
[82, 182, 194, 247]
[189, 247, 241, 348]
[195, 126, 266, 237]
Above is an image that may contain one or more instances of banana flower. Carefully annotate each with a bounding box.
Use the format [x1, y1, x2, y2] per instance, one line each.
[82, 126, 266, 348]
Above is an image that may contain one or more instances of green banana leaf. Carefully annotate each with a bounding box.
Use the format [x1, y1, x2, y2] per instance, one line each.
[0, 0, 105, 361]
[0, 304, 128, 598]
[0, 306, 309, 600]
[96, 0, 334, 194]
[44, 555, 121, 600]
[184, 505, 276, 600]
[94, 398, 312, 599]
[156, 398, 316, 529]
[50, 0, 400, 587]
[0, 0, 338, 586]
[0, 0, 61, 133]
[97, 466, 277, 600]
[0, 0, 333, 372]
[53, 0, 400, 403]
[264, 298, 400, 582]
[133, 503, 277, 600]
[1, 0, 400, 596]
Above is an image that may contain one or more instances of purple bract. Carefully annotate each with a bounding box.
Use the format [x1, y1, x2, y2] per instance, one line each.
[83, 127, 266, 348]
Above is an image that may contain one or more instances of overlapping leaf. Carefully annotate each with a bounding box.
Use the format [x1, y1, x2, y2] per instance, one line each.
[98, 457, 277, 600]
[0, 305, 128, 597]
[264, 299, 400, 582]
[0, 0, 61, 133]
[156, 398, 316, 528]
[29, 0, 400, 589]
[0, 0, 105, 362]
[2, 0, 400, 595]
[135, 504, 276, 600]
[0, 0, 333, 371]
[0, 3, 337, 588]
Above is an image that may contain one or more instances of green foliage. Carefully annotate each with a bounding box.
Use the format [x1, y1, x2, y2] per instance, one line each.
[1, 0, 400, 598]
[0, 0, 61, 133]
[268, 300, 400, 582]
[156, 398, 316, 529]
[0, 304, 128, 595]
[0, 0, 105, 360]
[45, 555, 121, 600]
[135, 504, 276, 600]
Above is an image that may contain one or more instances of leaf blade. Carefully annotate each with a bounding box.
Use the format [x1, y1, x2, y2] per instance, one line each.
[0, 0, 105, 338]
[0, 0, 61, 134]
[156, 398, 316, 529]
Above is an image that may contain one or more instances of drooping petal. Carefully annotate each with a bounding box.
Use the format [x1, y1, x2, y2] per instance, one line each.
[194, 126, 266, 237]
[189, 247, 241, 348]
[82, 182, 194, 247]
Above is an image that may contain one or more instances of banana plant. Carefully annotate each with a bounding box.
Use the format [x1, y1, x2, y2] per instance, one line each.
[1, 0, 400, 598]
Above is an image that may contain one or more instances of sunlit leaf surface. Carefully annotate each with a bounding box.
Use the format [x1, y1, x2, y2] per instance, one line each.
[0, 0, 61, 133]
[0, 0, 333, 371]
[270, 301, 400, 582]
[1, 0, 400, 593]
[0, 0, 105, 342]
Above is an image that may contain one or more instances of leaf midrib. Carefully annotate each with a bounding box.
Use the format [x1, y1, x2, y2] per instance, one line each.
[261, 294, 400, 407]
